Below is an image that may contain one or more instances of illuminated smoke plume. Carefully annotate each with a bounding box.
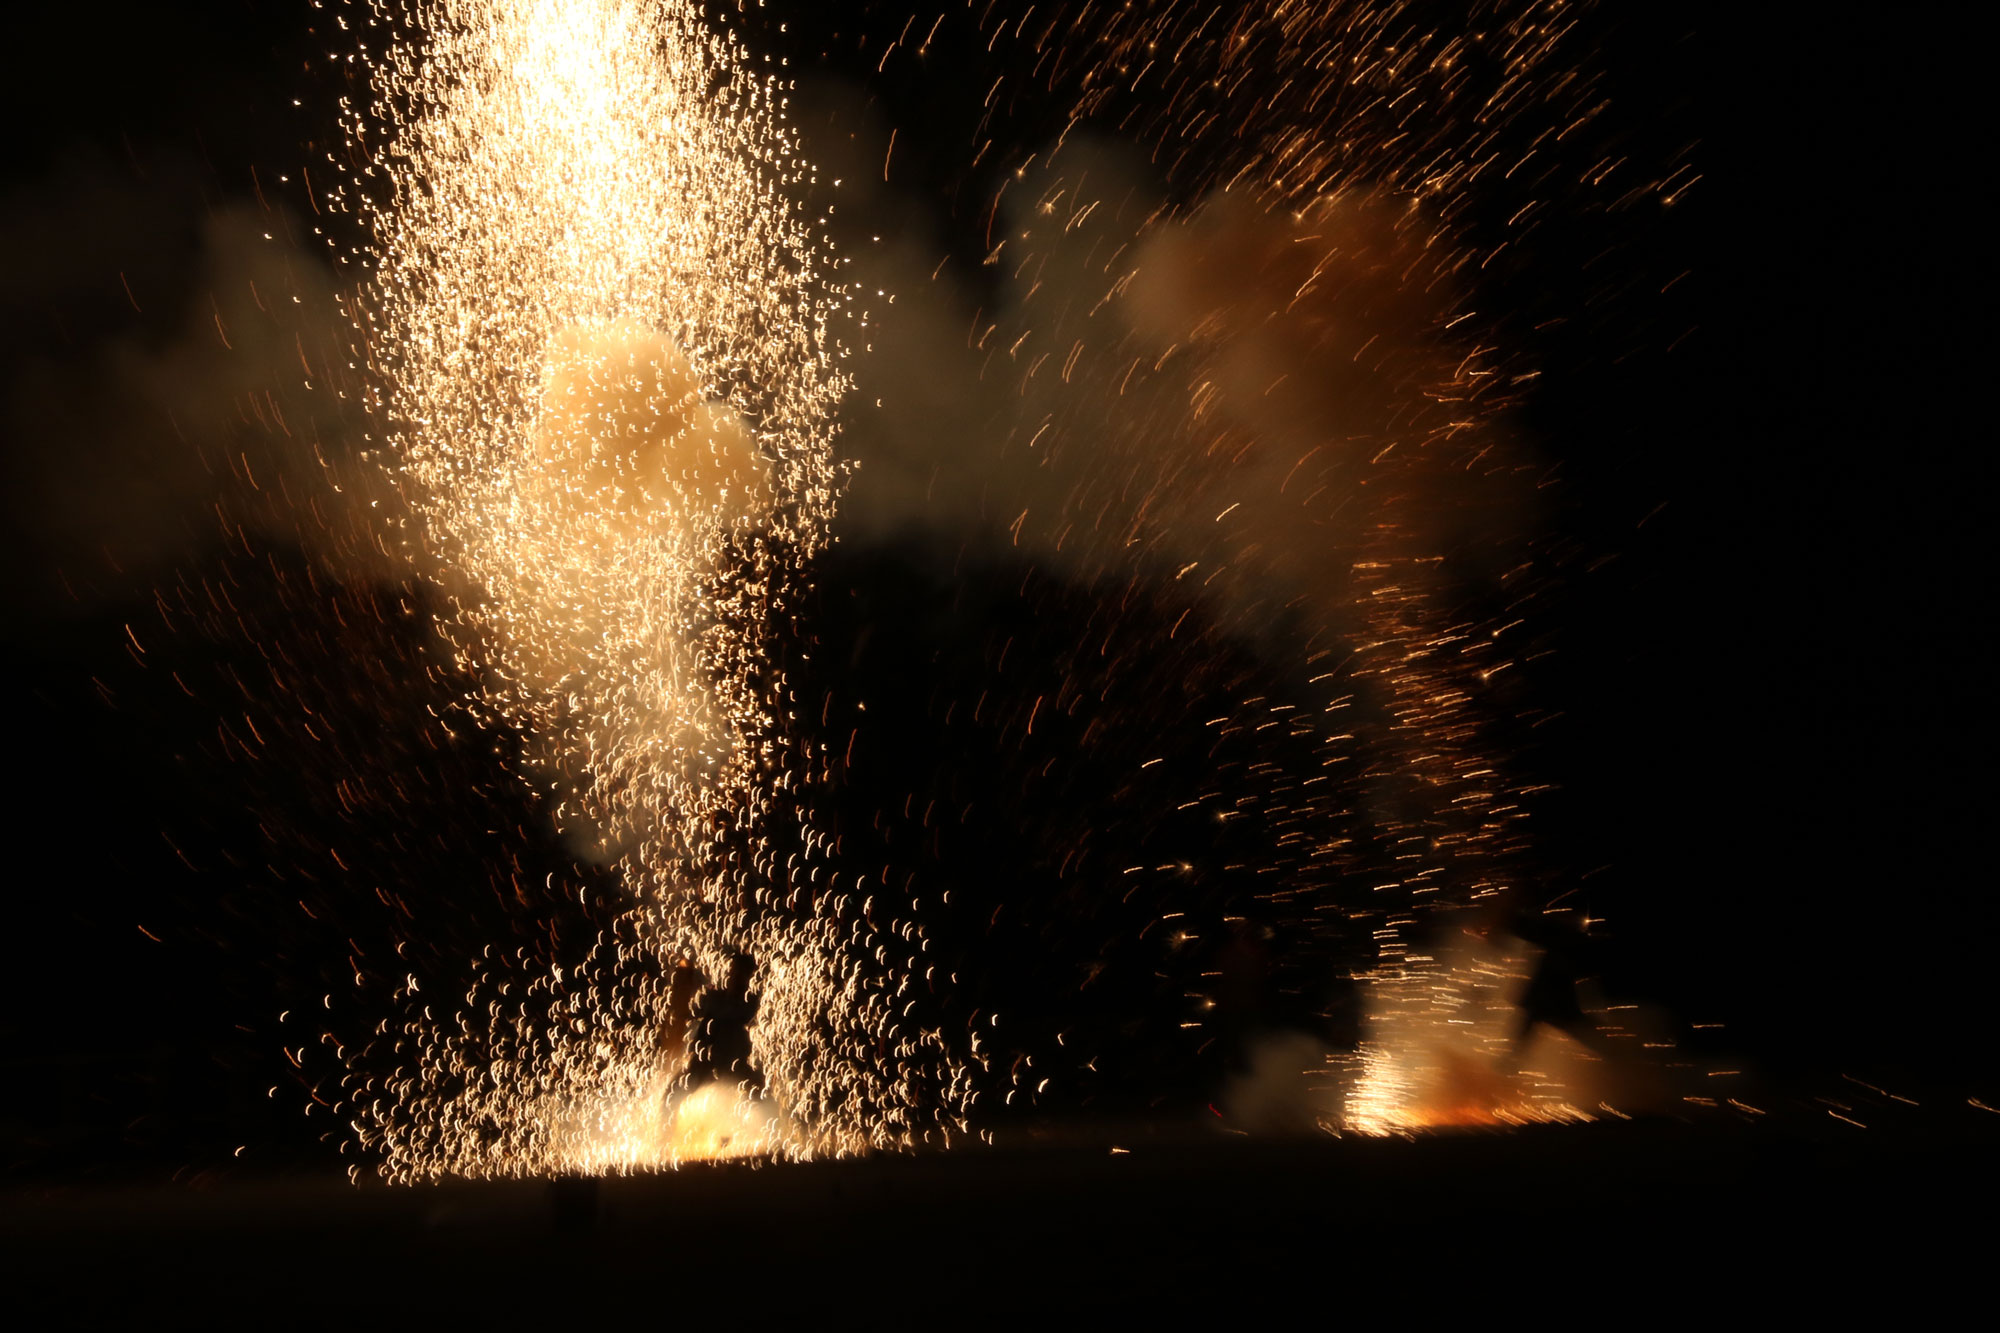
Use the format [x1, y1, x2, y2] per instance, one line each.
[329, 0, 969, 1179]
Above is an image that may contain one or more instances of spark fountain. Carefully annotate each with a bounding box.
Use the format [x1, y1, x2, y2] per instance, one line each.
[327, 0, 970, 1179]
[866, 0, 1664, 1133]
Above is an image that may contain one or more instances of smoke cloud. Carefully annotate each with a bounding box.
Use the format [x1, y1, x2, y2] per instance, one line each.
[804, 103, 1537, 661]
[2, 152, 384, 619]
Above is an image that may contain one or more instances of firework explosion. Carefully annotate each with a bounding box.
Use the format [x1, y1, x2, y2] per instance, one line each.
[283, 0, 1697, 1178]
[843, 0, 1664, 1131]
[328, 0, 971, 1178]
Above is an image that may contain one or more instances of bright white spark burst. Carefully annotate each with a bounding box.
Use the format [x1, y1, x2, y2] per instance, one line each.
[334, 0, 970, 1180]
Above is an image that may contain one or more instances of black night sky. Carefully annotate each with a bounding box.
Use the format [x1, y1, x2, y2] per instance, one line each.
[1, 1, 1991, 1315]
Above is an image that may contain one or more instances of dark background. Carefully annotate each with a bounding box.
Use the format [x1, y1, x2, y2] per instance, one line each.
[0, 2, 1989, 1184]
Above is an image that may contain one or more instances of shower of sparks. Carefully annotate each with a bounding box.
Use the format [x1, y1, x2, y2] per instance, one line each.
[327, 0, 970, 1179]
[927, 0, 1680, 1132]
